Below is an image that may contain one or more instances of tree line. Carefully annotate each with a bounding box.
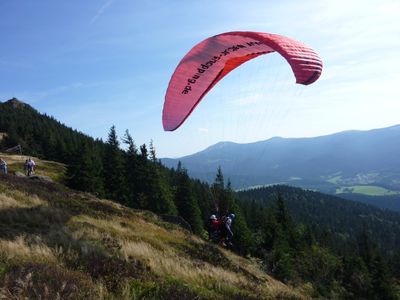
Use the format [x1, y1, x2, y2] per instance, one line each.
[0, 100, 247, 244]
[238, 186, 400, 298]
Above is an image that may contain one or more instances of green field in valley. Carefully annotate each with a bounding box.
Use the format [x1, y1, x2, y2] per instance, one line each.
[336, 185, 400, 196]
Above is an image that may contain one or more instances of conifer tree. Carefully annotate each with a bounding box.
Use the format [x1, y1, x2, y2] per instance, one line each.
[342, 256, 371, 299]
[214, 166, 224, 189]
[261, 208, 279, 251]
[148, 164, 177, 215]
[224, 180, 253, 254]
[149, 139, 157, 163]
[122, 130, 139, 207]
[140, 144, 148, 159]
[66, 141, 104, 195]
[176, 161, 183, 172]
[391, 250, 400, 278]
[358, 227, 374, 270]
[370, 254, 397, 300]
[211, 166, 229, 215]
[210, 168, 252, 254]
[175, 167, 203, 234]
[132, 142, 177, 214]
[192, 180, 216, 221]
[103, 125, 126, 203]
[274, 193, 298, 250]
[275, 193, 291, 231]
[54, 138, 68, 162]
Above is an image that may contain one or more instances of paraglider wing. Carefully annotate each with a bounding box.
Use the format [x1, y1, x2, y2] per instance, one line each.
[163, 31, 323, 131]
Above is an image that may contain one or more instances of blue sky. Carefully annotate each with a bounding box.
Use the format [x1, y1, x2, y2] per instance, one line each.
[1, 0, 399, 157]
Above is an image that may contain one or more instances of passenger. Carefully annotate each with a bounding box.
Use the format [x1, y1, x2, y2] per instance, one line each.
[223, 213, 235, 246]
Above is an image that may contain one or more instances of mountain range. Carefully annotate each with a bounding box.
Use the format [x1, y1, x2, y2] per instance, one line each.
[162, 125, 400, 211]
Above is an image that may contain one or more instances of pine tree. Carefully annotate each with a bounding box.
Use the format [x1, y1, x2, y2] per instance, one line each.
[148, 164, 177, 215]
[370, 254, 397, 300]
[391, 250, 400, 279]
[103, 125, 126, 203]
[211, 166, 229, 216]
[342, 256, 371, 299]
[274, 193, 298, 250]
[175, 167, 203, 234]
[224, 180, 253, 254]
[358, 227, 374, 270]
[214, 166, 224, 190]
[122, 130, 139, 208]
[54, 138, 67, 162]
[210, 169, 253, 254]
[66, 141, 104, 195]
[140, 144, 148, 159]
[149, 139, 157, 163]
[132, 142, 177, 215]
[275, 193, 290, 231]
[261, 208, 279, 251]
[303, 224, 316, 247]
[192, 180, 216, 221]
[263, 194, 299, 282]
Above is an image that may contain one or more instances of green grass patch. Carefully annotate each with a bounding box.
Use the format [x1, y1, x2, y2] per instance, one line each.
[35, 161, 66, 183]
[336, 185, 400, 196]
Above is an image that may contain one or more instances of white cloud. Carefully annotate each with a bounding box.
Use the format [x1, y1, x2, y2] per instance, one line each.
[90, 0, 114, 24]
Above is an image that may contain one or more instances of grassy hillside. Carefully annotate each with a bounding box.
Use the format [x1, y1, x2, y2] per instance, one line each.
[0, 156, 306, 299]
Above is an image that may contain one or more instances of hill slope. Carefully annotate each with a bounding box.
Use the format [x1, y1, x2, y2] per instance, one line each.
[0, 98, 103, 164]
[0, 161, 304, 299]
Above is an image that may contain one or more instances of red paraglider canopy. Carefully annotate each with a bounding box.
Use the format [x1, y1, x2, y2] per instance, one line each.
[163, 31, 323, 131]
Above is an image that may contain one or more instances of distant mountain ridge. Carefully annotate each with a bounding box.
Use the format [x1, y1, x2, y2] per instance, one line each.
[162, 125, 400, 210]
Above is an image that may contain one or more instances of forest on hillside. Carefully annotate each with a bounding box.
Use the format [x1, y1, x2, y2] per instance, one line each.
[1, 99, 400, 298]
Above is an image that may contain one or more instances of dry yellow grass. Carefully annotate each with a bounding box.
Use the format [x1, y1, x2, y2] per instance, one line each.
[66, 214, 305, 299]
[120, 240, 247, 285]
[0, 236, 57, 264]
[0, 191, 46, 210]
[0, 193, 25, 210]
[69, 214, 187, 251]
